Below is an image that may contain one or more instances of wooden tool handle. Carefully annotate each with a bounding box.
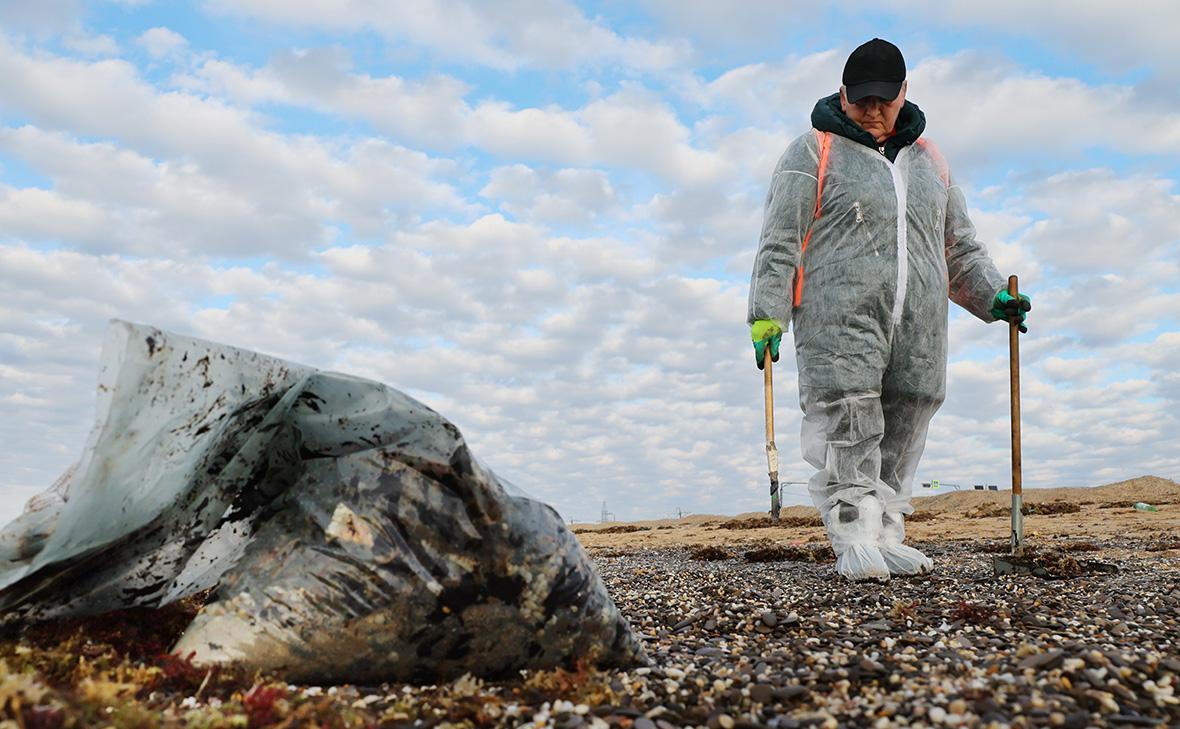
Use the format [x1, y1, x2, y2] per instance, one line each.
[1008, 275, 1022, 498]
[1008, 274, 1024, 554]
[763, 347, 775, 440]
[763, 347, 781, 520]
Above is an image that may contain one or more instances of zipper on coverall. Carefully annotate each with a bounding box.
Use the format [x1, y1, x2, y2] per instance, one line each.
[875, 144, 908, 332]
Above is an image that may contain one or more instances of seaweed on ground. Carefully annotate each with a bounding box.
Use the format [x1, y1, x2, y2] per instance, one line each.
[967, 501, 1081, 519]
[965, 504, 1009, 519]
[689, 545, 734, 561]
[950, 600, 996, 624]
[0, 606, 621, 729]
[716, 515, 822, 530]
[1145, 540, 1180, 552]
[1023, 501, 1081, 515]
[572, 524, 650, 534]
[742, 542, 835, 564]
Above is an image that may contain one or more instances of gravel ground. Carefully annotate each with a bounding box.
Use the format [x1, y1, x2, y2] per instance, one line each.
[3, 537, 1178, 728]
[579, 538, 1180, 729]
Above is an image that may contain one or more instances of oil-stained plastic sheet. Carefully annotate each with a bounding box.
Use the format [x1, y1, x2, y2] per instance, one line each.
[0, 320, 645, 682]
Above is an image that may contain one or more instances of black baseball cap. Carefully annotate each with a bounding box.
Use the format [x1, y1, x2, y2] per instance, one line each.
[842, 38, 906, 103]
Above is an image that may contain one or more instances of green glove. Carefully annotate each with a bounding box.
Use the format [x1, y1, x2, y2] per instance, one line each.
[991, 289, 1032, 333]
[751, 320, 783, 370]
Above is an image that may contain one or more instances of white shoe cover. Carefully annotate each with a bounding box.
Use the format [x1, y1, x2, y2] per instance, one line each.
[835, 543, 891, 581]
[827, 495, 890, 581]
[880, 512, 933, 575]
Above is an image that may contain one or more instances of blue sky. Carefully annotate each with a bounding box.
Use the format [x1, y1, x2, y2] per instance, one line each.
[0, 0, 1177, 527]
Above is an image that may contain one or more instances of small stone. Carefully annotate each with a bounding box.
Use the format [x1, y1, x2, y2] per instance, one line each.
[1019, 650, 1065, 671]
[1107, 715, 1164, 726]
[633, 718, 657, 729]
[974, 698, 999, 716]
[760, 611, 778, 628]
[749, 684, 774, 705]
[773, 686, 810, 702]
[1064, 712, 1090, 729]
[858, 658, 883, 673]
[928, 706, 947, 724]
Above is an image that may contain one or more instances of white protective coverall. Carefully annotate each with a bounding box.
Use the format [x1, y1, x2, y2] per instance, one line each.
[748, 96, 1004, 579]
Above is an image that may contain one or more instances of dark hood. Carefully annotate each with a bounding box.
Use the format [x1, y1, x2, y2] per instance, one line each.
[810, 92, 925, 163]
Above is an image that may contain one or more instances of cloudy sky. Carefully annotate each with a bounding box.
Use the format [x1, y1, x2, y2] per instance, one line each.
[1, 1, 1177, 527]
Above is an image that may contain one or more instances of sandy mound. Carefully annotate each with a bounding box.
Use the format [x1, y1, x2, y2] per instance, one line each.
[907, 474, 1177, 516]
[574, 476, 1180, 551]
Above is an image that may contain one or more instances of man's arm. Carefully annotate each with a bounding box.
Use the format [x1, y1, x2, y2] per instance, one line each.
[747, 134, 821, 329]
[944, 173, 1005, 321]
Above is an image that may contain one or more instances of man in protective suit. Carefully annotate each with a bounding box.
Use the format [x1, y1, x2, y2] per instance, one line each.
[747, 38, 1031, 580]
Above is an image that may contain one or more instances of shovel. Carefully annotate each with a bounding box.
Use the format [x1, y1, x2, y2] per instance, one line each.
[763, 348, 781, 520]
[993, 275, 1035, 575]
[1005, 274, 1026, 556]
[991, 279, 1118, 579]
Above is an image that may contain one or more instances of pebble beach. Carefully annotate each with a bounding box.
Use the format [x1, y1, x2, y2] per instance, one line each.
[1, 477, 1177, 728]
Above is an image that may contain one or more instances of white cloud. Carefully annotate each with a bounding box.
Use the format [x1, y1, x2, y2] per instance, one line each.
[0, 0, 84, 35]
[580, 88, 726, 183]
[911, 52, 1180, 173]
[1015, 170, 1180, 276]
[479, 165, 618, 225]
[201, 0, 689, 71]
[469, 101, 593, 162]
[180, 52, 732, 185]
[0, 58, 468, 257]
[879, 0, 1180, 74]
[61, 33, 119, 56]
[640, 1, 816, 48]
[684, 50, 843, 125]
[137, 27, 187, 59]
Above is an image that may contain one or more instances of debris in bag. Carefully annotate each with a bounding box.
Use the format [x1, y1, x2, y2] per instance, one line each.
[0, 320, 647, 683]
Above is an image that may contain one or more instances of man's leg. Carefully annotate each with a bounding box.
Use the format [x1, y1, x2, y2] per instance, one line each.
[877, 390, 942, 574]
[800, 388, 891, 580]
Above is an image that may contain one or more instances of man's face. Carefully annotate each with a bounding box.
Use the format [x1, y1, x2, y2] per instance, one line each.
[840, 80, 907, 143]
